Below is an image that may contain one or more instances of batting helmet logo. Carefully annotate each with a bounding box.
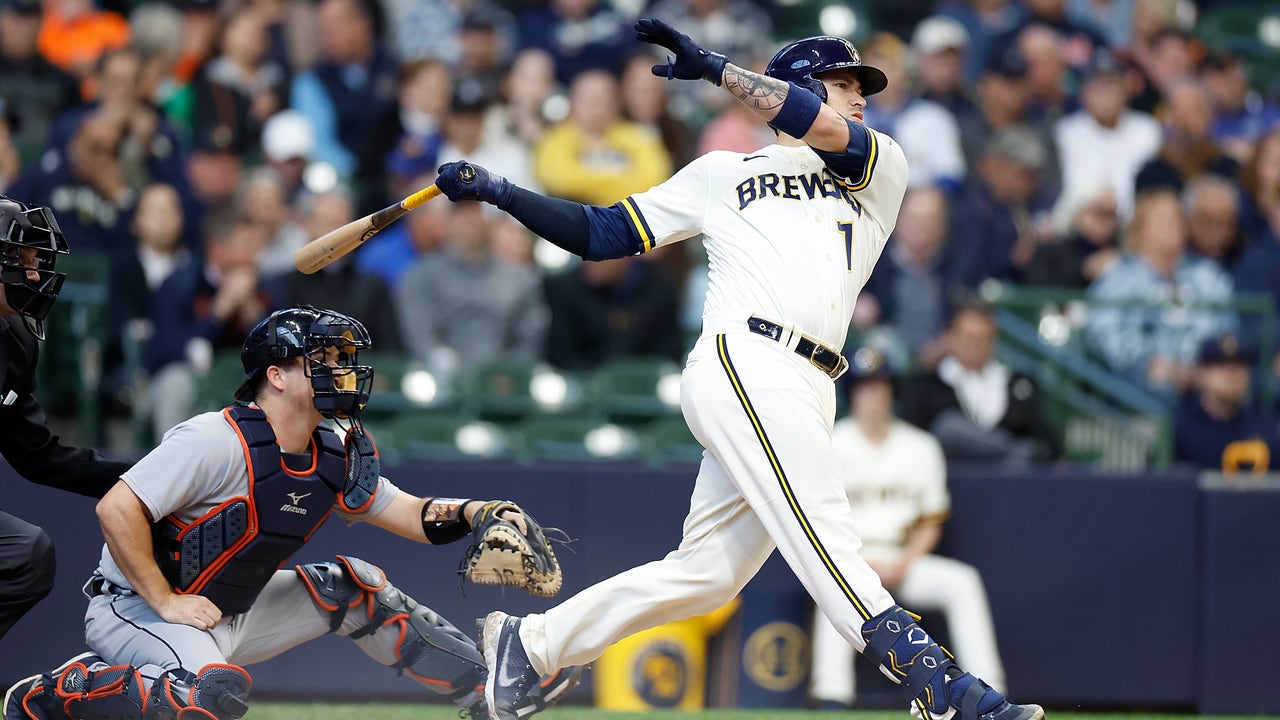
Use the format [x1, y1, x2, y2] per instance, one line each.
[765, 36, 887, 101]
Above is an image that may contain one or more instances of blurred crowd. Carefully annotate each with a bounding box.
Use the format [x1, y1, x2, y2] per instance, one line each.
[1, 0, 1278, 468]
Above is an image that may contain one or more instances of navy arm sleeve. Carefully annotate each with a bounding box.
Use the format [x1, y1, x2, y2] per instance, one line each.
[498, 186, 645, 261]
[813, 120, 878, 190]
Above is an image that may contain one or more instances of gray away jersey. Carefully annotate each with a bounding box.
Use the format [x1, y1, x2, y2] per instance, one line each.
[96, 411, 398, 591]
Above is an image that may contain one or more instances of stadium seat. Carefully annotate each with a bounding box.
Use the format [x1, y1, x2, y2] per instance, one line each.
[459, 360, 584, 422]
[587, 356, 682, 425]
[513, 414, 640, 462]
[389, 411, 508, 461]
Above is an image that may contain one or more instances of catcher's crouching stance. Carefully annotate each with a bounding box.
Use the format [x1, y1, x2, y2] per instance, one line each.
[6, 551, 576, 720]
[3, 306, 576, 720]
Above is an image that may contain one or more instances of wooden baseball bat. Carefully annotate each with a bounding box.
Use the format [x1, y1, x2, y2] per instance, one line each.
[294, 184, 442, 274]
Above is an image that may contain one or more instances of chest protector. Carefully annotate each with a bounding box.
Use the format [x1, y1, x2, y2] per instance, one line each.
[153, 406, 351, 615]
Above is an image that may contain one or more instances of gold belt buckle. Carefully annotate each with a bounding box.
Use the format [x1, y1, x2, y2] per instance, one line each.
[808, 342, 847, 379]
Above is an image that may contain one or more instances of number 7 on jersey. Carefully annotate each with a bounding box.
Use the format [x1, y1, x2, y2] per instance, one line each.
[837, 221, 854, 272]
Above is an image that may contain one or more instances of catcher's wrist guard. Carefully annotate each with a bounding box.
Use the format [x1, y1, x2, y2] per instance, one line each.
[460, 500, 566, 597]
[421, 497, 476, 545]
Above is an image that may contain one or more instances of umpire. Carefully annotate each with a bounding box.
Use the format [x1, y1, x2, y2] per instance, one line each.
[0, 195, 131, 640]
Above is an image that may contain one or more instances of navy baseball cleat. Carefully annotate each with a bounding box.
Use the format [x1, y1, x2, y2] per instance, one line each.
[464, 663, 586, 720]
[481, 611, 540, 720]
[939, 672, 1044, 720]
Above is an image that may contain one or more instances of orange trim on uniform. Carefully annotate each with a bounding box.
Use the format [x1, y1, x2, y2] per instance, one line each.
[280, 436, 320, 477]
[172, 410, 263, 596]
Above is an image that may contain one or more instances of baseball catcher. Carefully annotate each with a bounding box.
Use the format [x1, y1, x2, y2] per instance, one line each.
[458, 500, 565, 597]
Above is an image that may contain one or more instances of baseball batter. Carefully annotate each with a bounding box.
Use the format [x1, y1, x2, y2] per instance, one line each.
[3, 306, 577, 720]
[431, 17, 1043, 720]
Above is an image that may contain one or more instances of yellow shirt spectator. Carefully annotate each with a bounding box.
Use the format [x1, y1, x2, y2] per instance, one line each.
[534, 70, 672, 206]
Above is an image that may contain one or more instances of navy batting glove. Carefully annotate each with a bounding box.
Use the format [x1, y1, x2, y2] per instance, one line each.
[635, 18, 727, 86]
[435, 161, 511, 205]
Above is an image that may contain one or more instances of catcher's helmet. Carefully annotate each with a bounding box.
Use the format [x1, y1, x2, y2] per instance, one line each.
[0, 196, 69, 339]
[765, 36, 888, 101]
[235, 305, 374, 421]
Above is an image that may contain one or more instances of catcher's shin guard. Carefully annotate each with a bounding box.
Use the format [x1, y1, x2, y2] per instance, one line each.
[296, 555, 485, 702]
[861, 605, 955, 718]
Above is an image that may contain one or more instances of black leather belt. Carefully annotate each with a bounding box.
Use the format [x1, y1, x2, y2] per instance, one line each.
[747, 316, 849, 379]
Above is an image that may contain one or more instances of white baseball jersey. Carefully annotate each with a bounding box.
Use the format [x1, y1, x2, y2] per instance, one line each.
[621, 130, 908, 348]
[830, 417, 950, 552]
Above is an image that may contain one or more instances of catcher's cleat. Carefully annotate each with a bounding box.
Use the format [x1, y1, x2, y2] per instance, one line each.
[481, 611, 539, 720]
[3, 652, 101, 720]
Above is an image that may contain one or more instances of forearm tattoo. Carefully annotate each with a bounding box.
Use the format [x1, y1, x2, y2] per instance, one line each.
[724, 64, 790, 114]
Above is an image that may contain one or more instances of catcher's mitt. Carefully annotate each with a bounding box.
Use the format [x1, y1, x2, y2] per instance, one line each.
[460, 501, 565, 597]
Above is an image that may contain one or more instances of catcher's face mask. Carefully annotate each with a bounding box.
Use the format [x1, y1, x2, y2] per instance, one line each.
[303, 322, 374, 423]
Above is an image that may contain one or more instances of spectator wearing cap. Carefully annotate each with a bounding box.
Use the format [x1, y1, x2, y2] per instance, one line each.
[812, 347, 1006, 710]
[946, 125, 1056, 290]
[1085, 189, 1236, 395]
[0, 0, 80, 168]
[899, 303, 1058, 465]
[454, 7, 514, 111]
[1174, 334, 1280, 472]
[290, 0, 398, 179]
[957, 46, 1062, 201]
[436, 86, 537, 195]
[912, 15, 978, 118]
[859, 32, 967, 193]
[1134, 78, 1240, 197]
[1201, 52, 1280, 164]
[934, 0, 1026, 84]
[1053, 49, 1161, 221]
[8, 109, 137, 253]
[261, 109, 315, 203]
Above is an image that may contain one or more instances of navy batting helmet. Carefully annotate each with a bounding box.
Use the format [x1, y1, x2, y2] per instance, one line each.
[236, 305, 374, 421]
[0, 195, 69, 340]
[765, 36, 888, 101]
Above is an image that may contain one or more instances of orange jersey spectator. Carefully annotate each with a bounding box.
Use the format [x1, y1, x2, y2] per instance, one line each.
[37, 0, 129, 84]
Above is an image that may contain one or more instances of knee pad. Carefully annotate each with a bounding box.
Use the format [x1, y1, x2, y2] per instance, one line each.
[861, 605, 955, 717]
[297, 555, 484, 700]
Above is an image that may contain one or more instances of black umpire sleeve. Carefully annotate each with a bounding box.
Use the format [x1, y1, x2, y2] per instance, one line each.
[0, 392, 133, 498]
